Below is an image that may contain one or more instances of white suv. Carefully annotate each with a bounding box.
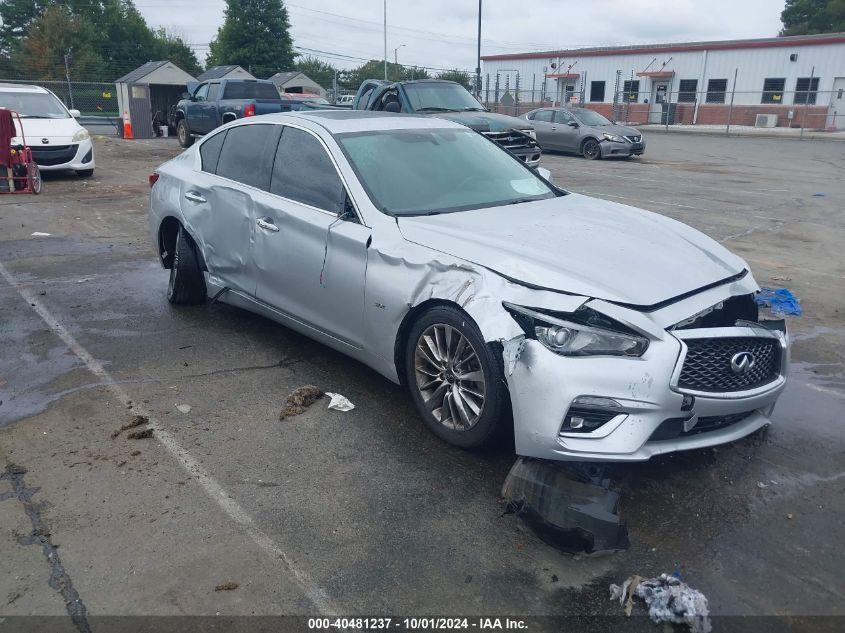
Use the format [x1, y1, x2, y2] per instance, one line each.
[0, 83, 95, 177]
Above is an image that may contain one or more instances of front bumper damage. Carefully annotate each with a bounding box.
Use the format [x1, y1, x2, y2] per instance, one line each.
[599, 137, 646, 158]
[503, 281, 789, 462]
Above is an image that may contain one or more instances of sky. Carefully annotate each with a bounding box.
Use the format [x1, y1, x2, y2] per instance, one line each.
[134, 0, 787, 73]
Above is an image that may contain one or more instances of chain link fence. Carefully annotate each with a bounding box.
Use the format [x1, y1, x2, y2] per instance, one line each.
[480, 71, 845, 137]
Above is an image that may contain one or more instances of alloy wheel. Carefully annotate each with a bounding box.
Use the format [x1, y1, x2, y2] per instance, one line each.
[413, 323, 486, 431]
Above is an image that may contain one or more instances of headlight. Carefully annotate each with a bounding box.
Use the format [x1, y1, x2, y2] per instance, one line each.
[504, 303, 649, 357]
[72, 129, 90, 142]
[521, 128, 536, 140]
[602, 132, 624, 143]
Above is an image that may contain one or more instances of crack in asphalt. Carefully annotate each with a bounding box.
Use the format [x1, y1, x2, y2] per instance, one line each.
[0, 463, 91, 633]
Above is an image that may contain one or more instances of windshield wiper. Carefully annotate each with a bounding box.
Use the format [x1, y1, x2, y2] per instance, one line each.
[506, 197, 541, 205]
[460, 107, 486, 111]
[415, 107, 455, 112]
[19, 115, 52, 119]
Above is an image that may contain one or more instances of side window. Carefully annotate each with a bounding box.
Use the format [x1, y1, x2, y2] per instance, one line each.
[270, 126, 346, 215]
[358, 86, 374, 109]
[194, 83, 209, 101]
[200, 129, 227, 174]
[533, 110, 553, 122]
[207, 83, 220, 101]
[216, 124, 280, 189]
[556, 110, 573, 124]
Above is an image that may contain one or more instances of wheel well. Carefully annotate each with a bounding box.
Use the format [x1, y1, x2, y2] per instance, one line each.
[158, 217, 181, 268]
[174, 110, 185, 123]
[393, 298, 472, 385]
[580, 136, 599, 150]
[222, 113, 237, 122]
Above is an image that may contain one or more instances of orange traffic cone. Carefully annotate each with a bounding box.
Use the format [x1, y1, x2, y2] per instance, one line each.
[123, 112, 133, 139]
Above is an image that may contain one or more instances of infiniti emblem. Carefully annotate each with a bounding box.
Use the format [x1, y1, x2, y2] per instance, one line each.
[730, 351, 756, 375]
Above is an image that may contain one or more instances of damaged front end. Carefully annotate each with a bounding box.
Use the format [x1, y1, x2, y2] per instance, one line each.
[500, 275, 789, 462]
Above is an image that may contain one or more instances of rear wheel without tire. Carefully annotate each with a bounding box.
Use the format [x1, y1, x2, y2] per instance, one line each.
[582, 138, 601, 160]
[167, 226, 206, 305]
[405, 306, 509, 449]
[177, 119, 193, 148]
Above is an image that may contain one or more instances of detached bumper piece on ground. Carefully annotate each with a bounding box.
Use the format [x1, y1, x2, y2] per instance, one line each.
[501, 457, 629, 554]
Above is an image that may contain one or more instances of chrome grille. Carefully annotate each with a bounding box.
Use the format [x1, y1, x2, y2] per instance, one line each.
[678, 337, 781, 392]
[624, 135, 641, 143]
[482, 130, 537, 151]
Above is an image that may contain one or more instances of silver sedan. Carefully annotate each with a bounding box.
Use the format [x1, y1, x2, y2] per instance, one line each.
[524, 107, 645, 159]
[148, 111, 787, 462]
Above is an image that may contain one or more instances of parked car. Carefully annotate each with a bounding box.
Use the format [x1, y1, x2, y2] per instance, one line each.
[279, 93, 343, 112]
[173, 79, 283, 148]
[524, 107, 645, 159]
[335, 94, 355, 106]
[353, 79, 541, 167]
[149, 111, 788, 462]
[0, 83, 94, 177]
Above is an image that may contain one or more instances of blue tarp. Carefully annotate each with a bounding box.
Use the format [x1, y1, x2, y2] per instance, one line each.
[756, 287, 803, 316]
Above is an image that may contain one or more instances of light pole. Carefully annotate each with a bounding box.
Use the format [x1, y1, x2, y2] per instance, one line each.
[383, 0, 388, 81]
[475, 0, 482, 97]
[393, 44, 405, 65]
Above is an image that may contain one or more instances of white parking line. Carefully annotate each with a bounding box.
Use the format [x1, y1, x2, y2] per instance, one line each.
[574, 189, 706, 210]
[0, 260, 338, 615]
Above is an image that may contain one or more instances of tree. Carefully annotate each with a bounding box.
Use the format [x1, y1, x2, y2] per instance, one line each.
[344, 59, 431, 89]
[99, 0, 158, 76]
[207, 0, 295, 76]
[152, 28, 202, 77]
[294, 55, 335, 90]
[15, 5, 103, 80]
[0, 0, 49, 55]
[780, 0, 845, 35]
[437, 69, 472, 91]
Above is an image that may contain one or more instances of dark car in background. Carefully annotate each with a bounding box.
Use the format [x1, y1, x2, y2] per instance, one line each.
[353, 79, 541, 167]
[523, 107, 645, 159]
[172, 79, 284, 147]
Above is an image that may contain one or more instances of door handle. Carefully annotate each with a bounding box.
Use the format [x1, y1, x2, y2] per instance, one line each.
[184, 191, 206, 204]
[550, 126, 557, 130]
[256, 218, 279, 233]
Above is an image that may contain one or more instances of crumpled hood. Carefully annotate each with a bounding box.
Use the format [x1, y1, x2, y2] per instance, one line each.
[13, 117, 84, 144]
[594, 123, 641, 137]
[397, 193, 747, 308]
[432, 110, 532, 132]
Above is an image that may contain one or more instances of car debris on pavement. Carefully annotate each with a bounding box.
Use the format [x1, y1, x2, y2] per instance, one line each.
[609, 573, 711, 633]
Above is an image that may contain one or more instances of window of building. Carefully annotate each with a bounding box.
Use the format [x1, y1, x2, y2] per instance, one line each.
[200, 129, 227, 174]
[677, 79, 698, 103]
[590, 81, 605, 102]
[271, 126, 346, 215]
[216, 124, 280, 190]
[761, 78, 786, 104]
[706, 79, 728, 103]
[622, 80, 639, 103]
[794, 77, 820, 104]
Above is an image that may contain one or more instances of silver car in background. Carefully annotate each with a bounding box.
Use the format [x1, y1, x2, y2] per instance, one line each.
[148, 111, 787, 462]
[524, 106, 645, 159]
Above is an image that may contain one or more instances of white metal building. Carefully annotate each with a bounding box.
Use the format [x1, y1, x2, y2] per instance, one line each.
[481, 33, 845, 128]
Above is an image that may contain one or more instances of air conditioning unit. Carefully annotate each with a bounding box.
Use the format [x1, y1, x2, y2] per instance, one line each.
[755, 114, 778, 128]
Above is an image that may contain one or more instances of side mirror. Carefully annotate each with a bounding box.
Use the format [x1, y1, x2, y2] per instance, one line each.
[181, 92, 191, 100]
[566, 121, 578, 127]
[537, 167, 553, 183]
[69, 109, 81, 118]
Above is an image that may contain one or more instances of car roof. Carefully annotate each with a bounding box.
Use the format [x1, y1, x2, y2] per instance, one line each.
[246, 110, 466, 134]
[0, 83, 49, 93]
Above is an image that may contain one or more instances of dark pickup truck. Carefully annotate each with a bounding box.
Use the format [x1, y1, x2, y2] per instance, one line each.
[173, 79, 283, 148]
[353, 79, 541, 167]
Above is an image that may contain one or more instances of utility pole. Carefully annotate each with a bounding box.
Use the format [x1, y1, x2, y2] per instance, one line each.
[63, 50, 74, 109]
[383, 0, 388, 81]
[475, 0, 482, 97]
[393, 44, 405, 65]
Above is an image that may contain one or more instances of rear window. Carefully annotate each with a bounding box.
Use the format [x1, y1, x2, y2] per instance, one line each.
[222, 82, 280, 100]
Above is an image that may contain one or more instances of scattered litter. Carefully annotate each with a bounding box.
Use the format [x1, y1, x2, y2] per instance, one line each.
[756, 481, 768, 489]
[812, 192, 825, 197]
[756, 287, 803, 316]
[130, 450, 141, 457]
[787, 513, 794, 519]
[501, 457, 629, 554]
[770, 276, 792, 282]
[30, 232, 51, 237]
[175, 404, 192, 414]
[214, 582, 239, 592]
[111, 415, 149, 439]
[127, 428, 153, 440]
[609, 573, 711, 633]
[326, 392, 355, 412]
[279, 385, 323, 420]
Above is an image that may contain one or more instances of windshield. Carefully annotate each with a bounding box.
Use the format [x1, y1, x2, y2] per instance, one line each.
[571, 109, 612, 126]
[337, 128, 556, 216]
[0, 91, 70, 118]
[403, 82, 485, 112]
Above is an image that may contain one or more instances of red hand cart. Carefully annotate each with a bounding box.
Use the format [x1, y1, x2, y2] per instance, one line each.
[0, 109, 42, 195]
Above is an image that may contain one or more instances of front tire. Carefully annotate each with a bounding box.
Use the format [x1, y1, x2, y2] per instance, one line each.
[405, 306, 509, 449]
[582, 138, 601, 160]
[76, 169, 94, 178]
[167, 226, 206, 305]
[177, 119, 194, 148]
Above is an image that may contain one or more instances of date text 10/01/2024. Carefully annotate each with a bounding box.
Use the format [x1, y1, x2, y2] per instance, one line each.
[308, 618, 528, 630]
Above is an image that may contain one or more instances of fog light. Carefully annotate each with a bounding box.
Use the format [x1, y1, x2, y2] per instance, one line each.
[560, 396, 624, 434]
[682, 394, 695, 411]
